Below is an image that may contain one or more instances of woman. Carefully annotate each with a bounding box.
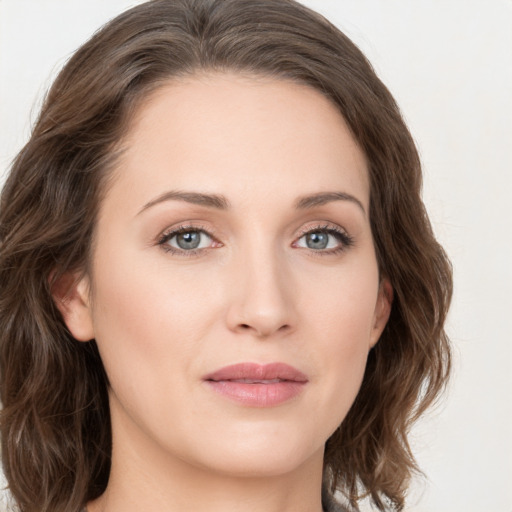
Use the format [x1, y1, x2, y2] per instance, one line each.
[0, 1, 452, 511]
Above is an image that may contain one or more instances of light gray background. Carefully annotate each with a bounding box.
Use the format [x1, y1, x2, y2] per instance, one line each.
[1, 1, 511, 511]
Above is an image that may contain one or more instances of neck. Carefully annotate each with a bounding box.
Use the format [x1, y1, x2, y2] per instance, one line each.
[87, 402, 326, 512]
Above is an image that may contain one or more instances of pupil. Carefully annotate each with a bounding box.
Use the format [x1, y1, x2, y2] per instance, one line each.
[306, 232, 328, 249]
[177, 231, 200, 250]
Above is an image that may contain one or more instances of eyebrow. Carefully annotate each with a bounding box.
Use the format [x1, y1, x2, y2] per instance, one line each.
[295, 191, 366, 215]
[138, 189, 365, 216]
[138, 190, 230, 215]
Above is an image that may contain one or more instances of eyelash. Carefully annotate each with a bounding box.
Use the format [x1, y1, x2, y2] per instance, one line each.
[294, 224, 355, 255]
[157, 224, 218, 257]
[157, 223, 354, 256]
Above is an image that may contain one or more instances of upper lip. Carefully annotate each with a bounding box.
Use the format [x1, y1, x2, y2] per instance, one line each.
[204, 362, 308, 383]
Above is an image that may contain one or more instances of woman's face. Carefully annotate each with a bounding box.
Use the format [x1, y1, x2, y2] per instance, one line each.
[63, 73, 391, 478]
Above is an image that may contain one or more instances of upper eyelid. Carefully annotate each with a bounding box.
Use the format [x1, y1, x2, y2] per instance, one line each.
[158, 222, 347, 237]
[295, 222, 349, 237]
[159, 223, 216, 240]
[163, 227, 214, 241]
[157, 221, 349, 239]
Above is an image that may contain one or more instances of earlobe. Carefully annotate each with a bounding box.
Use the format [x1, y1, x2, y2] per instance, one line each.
[369, 279, 393, 348]
[50, 271, 95, 342]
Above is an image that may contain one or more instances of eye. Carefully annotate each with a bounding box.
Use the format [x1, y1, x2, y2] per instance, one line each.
[294, 226, 353, 253]
[158, 227, 217, 253]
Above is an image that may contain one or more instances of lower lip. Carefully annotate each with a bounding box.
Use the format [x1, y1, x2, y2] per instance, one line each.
[205, 380, 306, 407]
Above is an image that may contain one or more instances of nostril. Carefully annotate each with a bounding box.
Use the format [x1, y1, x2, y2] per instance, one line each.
[237, 323, 291, 335]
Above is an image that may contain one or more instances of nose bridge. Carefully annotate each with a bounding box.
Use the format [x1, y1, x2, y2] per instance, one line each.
[226, 232, 296, 337]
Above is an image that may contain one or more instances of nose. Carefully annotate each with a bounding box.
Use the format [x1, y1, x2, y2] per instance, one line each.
[225, 247, 297, 338]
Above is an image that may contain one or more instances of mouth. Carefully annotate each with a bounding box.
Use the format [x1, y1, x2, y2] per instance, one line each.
[203, 362, 308, 407]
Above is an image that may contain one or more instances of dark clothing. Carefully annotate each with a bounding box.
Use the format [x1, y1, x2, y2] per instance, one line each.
[322, 488, 351, 512]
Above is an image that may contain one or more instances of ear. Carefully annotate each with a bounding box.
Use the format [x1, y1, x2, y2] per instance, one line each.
[369, 278, 393, 349]
[51, 271, 95, 342]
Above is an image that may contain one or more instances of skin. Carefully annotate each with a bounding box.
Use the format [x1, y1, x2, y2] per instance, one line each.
[57, 73, 392, 512]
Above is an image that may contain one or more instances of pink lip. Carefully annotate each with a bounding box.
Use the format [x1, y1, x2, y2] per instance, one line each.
[203, 362, 308, 407]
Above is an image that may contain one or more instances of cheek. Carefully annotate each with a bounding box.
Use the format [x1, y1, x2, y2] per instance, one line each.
[300, 263, 379, 423]
[87, 259, 227, 454]
[91, 225, 220, 338]
[87, 244, 221, 404]
[302, 257, 379, 352]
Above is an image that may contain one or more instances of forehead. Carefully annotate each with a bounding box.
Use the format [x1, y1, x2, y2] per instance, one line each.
[107, 72, 369, 214]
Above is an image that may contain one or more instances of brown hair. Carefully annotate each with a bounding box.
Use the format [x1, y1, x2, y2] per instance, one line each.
[0, 1, 452, 511]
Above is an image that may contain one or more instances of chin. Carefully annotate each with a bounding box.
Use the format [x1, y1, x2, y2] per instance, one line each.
[203, 448, 319, 479]
[184, 421, 326, 478]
